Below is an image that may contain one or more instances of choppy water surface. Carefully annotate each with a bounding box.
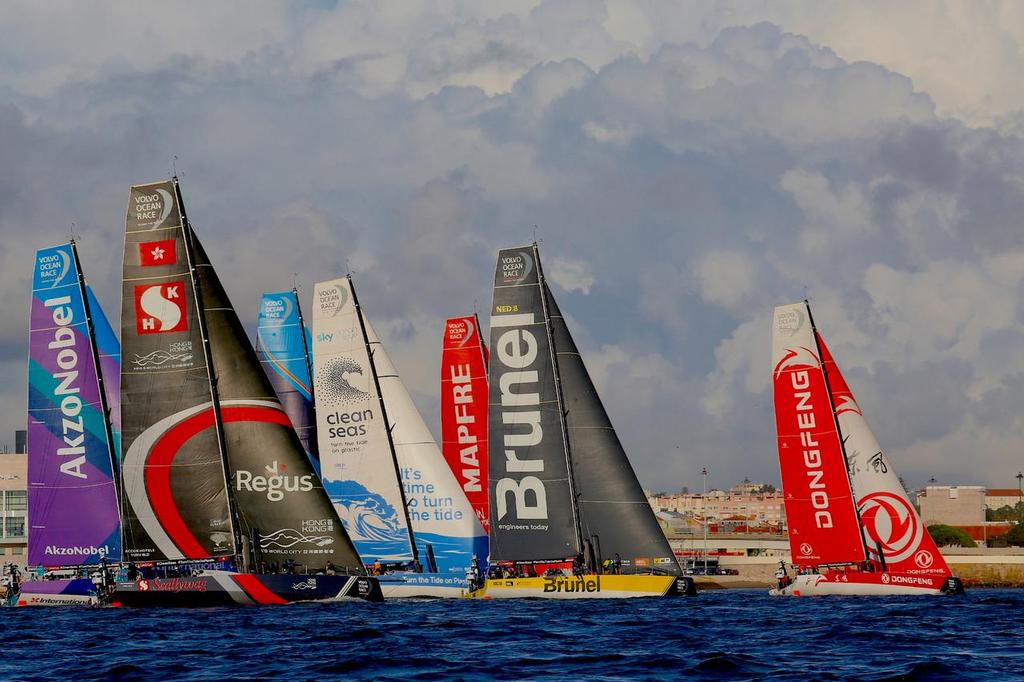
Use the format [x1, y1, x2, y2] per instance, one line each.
[2, 588, 1023, 680]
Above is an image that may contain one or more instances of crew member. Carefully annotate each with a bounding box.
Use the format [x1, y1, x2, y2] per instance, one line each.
[775, 561, 790, 591]
[613, 553, 622, 575]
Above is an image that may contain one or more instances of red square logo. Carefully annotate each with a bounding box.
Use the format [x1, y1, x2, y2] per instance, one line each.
[139, 239, 177, 267]
[134, 282, 188, 334]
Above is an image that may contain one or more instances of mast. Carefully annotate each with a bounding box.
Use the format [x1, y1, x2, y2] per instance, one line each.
[174, 177, 244, 568]
[69, 239, 124, 557]
[349, 276, 420, 565]
[535, 244, 583, 555]
[804, 300, 870, 564]
[294, 286, 318, 456]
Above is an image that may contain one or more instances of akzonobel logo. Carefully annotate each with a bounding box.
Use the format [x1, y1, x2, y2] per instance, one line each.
[236, 461, 315, 502]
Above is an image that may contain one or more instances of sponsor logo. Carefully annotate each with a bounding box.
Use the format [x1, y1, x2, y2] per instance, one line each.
[292, 578, 317, 590]
[799, 542, 813, 556]
[833, 393, 862, 416]
[499, 251, 534, 285]
[36, 248, 72, 288]
[543, 575, 601, 593]
[139, 578, 208, 593]
[132, 187, 175, 229]
[42, 294, 89, 479]
[775, 307, 804, 337]
[131, 343, 194, 370]
[317, 284, 350, 317]
[914, 550, 934, 569]
[261, 527, 335, 550]
[236, 461, 315, 502]
[883, 574, 934, 587]
[858, 491, 923, 564]
[446, 318, 476, 346]
[138, 239, 177, 266]
[325, 408, 373, 438]
[773, 346, 820, 381]
[491, 309, 548, 523]
[44, 543, 110, 557]
[783, 357, 833, 530]
[881, 573, 890, 584]
[134, 282, 188, 334]
[447, 359, 483, 494]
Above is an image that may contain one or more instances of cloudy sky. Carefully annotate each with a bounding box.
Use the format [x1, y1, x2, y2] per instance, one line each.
[3, 1, 1024, 492]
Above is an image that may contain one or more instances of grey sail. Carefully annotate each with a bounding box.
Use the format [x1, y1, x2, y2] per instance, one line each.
[487, 245, 579, 562]
[190, 235, 365, 574]
[545, 285, 681, 574]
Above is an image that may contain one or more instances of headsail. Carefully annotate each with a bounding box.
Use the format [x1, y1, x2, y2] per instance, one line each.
[257, 290, 319, 475]
[311, 276, 416, 564]
[817, 334, 951, 577]
[546, 285, 680, 574]
[771, 302, 866, 567]
[441, 315, 491, 534]
[86, 285, 121, 461]
[488, 246, 579, 562]
[28, 243, 121, 566]
[367, 316, 486, 573]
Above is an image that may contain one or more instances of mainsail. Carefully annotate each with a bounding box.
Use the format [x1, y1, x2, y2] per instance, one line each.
[27, 242, 121, 566]
[771, 302, 867, 567]
[488, 244, 679, 572]
[817, 333, 951, 577]
[257, 290, 319, 475]
[120, 179, 362, 572]
[311, 276, 416, 564]
[441, 315, 490, 534]
[366, 316, 486, 573]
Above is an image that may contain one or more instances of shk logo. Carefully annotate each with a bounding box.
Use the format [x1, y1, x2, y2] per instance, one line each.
[134, 282, 188, 334]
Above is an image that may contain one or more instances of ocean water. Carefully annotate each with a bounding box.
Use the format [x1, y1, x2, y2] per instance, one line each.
[3, 588, 1023, 680]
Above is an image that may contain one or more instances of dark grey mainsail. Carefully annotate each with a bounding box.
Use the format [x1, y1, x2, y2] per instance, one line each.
[487, 246, 579, 561]
[545, 287, 681, 574]
[487, 243, 680, 574]
[120, 178, 362, 573]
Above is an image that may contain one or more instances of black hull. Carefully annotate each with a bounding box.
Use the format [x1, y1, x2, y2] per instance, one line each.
[114, 572, 382, 607]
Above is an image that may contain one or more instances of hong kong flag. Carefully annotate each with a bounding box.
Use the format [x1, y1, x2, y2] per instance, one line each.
[139, 239, 177, 266]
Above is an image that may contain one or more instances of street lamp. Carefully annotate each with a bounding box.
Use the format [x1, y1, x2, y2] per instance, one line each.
[1016, 472, 1022, 523]
[701, 467, 709, 575]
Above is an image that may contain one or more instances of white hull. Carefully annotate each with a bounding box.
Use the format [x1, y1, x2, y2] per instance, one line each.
[770, 573, 950, 596]
[377, 573, 469, 599]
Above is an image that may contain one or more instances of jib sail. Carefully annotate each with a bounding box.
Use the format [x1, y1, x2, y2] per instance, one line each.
[28, 242, 121, 566]
[441, 315, 490, 534]
[366, 315, 486, 573]
[771, 302, 866, 567]
[817, 333, 951, 577]
[257, 290, 319, 475]
[311, 276, 416, 565]
[546, 285, 681, 574]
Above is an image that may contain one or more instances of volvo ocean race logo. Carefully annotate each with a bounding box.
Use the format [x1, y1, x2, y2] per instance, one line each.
[134, 282, 188, 334]
[261, 295, 293, 325]
[36, 248, 72, 289]
[858, 491, 923, 564]
[236, 461, 315, 502]
[317, 284, 350, 318]
[775, 307, 805, 337]
[499, 250, 534, 285]
[131, 186, 176, 229]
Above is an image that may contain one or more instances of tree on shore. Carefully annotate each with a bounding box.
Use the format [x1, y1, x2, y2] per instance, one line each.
[927, 524, 977, 548]
[999, 523, 1024, 547]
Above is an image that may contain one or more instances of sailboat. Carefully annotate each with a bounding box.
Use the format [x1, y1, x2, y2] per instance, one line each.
[113, 179, 381, 606]
[14, 242, 122, 607]
[257, 290, 319, 476]
[468, 244, 695, 599]
[440, 315, 490, 535]
[770, 301, 964, 596]
[311, 276, 487, 597]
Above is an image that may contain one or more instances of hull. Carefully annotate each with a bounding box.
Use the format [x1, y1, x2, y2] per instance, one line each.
[378, 572, 469, 599]
[114, 571, 382, 607]
[7, 579, 98, 607]
[770, 572, 964, 596]
[466, 574, 694, 599]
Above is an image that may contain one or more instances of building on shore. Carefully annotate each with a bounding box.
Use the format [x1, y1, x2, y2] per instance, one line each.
[0, 431, 27, 569]
[647, 480, 785, 531]
[918, 485, 986, 526]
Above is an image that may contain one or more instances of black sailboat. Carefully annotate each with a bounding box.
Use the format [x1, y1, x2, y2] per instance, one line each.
[470, 243, 694, 598]
[114, 178, 381, 605]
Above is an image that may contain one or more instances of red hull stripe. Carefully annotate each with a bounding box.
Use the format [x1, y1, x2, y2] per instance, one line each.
[231, 573, 288, 605]
[145, 405, 292, 559]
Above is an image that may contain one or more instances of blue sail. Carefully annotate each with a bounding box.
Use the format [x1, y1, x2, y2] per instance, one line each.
[257, 291, 320, 476]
